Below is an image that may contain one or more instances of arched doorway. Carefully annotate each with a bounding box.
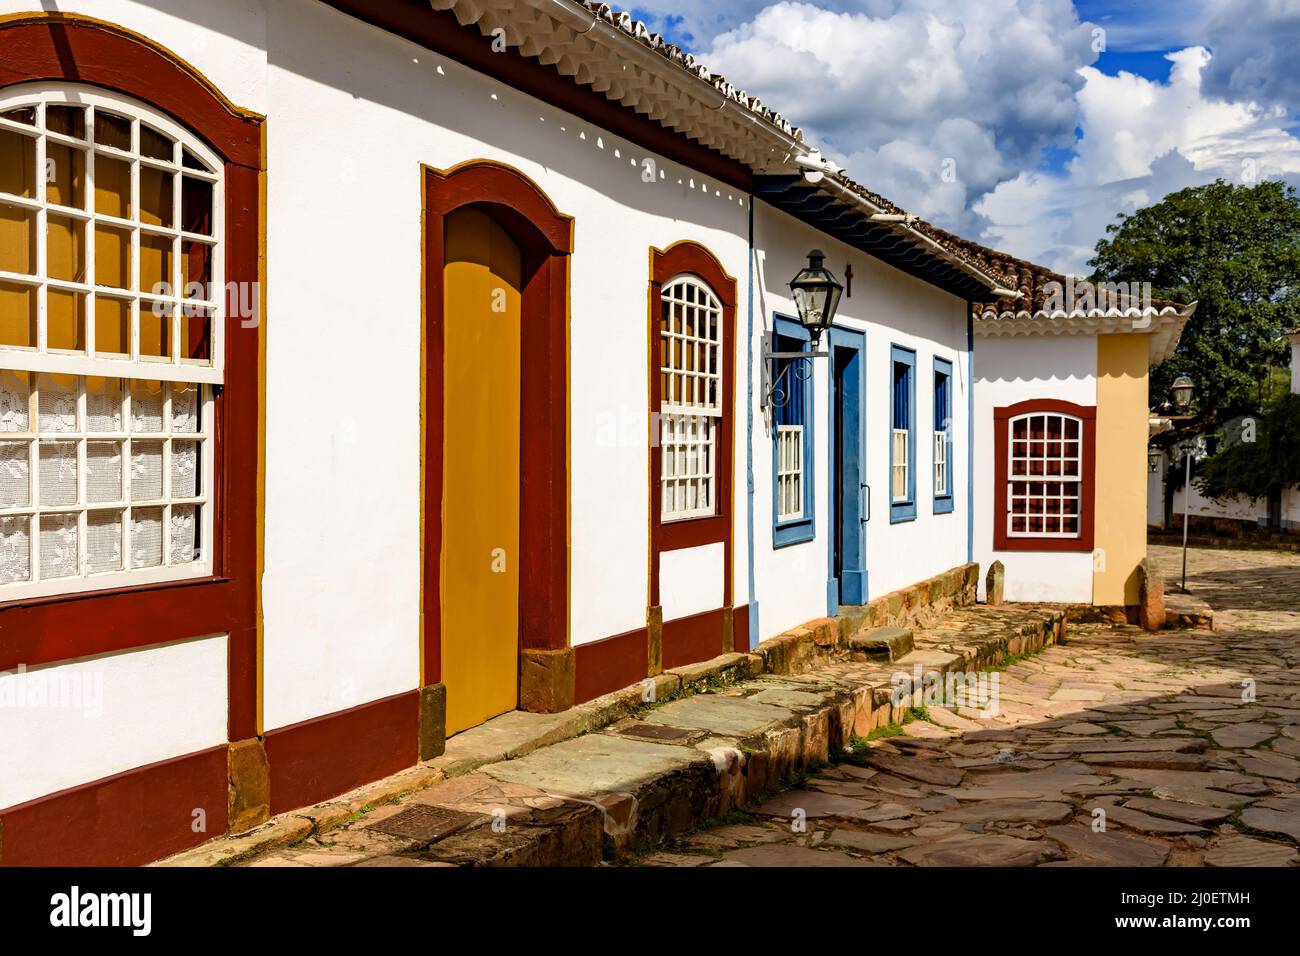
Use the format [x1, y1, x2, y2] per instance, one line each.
[423, 162, 573, 736]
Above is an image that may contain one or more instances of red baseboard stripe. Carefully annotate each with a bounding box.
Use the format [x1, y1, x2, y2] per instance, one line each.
[574, 626, 648, 704]
[264, 690, 418, 816]
[662, 607, 726, 670]
[0, 744, 227, 867]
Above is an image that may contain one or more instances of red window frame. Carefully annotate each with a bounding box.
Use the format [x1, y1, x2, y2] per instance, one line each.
[993, 398, 1095, 553]
[647, 242, 736, 607]
[0, 16, 262, 740]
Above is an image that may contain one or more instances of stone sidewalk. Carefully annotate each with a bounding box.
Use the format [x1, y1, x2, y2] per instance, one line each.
[639, 544, 1300, 867]
[161, 579, 1067, 865]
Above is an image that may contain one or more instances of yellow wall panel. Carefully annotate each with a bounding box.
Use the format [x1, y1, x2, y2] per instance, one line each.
[1094, 333, 1149, 606]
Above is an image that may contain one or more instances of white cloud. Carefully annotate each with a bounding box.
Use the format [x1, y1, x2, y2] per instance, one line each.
[979, 46, 1300, 273]
[699, 0, 1096, 236]
[637, 0, 1300, 275]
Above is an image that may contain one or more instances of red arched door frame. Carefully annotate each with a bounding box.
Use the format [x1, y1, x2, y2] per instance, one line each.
[422, 161, 573, 709]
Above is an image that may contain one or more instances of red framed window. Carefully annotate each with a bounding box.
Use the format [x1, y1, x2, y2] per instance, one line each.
[0, 17, 262, 739]
[993, 398, 1095, 552]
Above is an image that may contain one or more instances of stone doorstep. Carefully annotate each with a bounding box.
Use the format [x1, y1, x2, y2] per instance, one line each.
[1163, 592, 1216, 631]
[160, 602, 1067, 867]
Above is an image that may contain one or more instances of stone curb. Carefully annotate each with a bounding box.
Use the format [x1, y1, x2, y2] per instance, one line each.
[158, 562, 1003, 867]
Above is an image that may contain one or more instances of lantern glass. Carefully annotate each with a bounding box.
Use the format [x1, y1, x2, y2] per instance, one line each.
[1171, 374, 1194, 410]
[789, 249, 844, 342]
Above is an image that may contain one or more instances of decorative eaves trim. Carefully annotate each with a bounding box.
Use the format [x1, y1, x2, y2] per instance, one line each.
[973, 302, 1197, 365]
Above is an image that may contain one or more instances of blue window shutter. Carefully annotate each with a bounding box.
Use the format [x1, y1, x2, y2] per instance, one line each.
[933, 356, 954, 514]
[772, 315, 815, 547]
[889, 345, 916, 522]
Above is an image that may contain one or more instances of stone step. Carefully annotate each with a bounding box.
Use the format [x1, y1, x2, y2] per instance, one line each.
[1164, 591, 1214, 630]
[848, 626, 914, 662]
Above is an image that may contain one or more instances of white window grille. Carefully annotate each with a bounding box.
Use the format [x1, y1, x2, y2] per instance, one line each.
[1007, 412, 1082, 538]
[934, 429, 948, 496]
[891, 428, 909, 502]
[0, 85, 222, 598]
[776, 424, 802, 521]
[660, 275, 722, 521]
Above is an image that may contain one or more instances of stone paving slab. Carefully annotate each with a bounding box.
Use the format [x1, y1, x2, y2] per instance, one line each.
[639, 544, 1300, 869]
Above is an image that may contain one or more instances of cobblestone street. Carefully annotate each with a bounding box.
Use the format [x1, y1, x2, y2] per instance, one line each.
[639, 543, 1300, 867]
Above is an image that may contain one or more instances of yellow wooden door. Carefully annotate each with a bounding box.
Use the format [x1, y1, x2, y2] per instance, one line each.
[441, 207, 522, 735]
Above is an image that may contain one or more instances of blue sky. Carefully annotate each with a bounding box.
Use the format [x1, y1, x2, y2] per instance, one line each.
[627, 0, 1300, 274]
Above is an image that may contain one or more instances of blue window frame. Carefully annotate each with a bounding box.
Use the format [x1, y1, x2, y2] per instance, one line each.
[772, 315, 814, 546]
[933, 357, 954, 514]
[889, 344, 916, 522]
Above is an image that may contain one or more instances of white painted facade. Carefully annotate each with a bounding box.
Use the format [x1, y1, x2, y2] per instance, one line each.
[974, 335, 1097, 604]
[0, 0, 983, 829]
[750, 203, 970, 640]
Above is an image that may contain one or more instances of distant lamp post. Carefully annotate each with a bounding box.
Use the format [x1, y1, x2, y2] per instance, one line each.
[762, 250, 844, 413]
[1172, 375, 1195, 590]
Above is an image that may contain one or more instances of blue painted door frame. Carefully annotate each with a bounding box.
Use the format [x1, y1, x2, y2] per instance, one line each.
[826, 325, 867, 613]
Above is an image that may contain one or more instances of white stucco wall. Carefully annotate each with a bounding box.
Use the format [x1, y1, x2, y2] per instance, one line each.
[0, 635, 228, 810]
[0, 0, 995, 786]
[751, 204, 970, 640]
[974, 334, 1096, 604]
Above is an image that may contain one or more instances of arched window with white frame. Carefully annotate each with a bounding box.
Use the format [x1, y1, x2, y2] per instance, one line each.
[1006, 410, 1083, 538]
[0, 84, 223, 598]
[659, 273, 723, 521]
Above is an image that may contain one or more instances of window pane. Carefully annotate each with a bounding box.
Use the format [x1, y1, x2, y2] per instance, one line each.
[86, 509, 123, 573]
[39, 441, 78, 505]
[139, 234, 173, 298]
[130, 380, 163, 432]
[94, 223, 132, 289]
[46, 106, 86, 140]
[0, 202, 36, 273]
[0, 441, 30, 507]
[0, 515, 30, 584]
[139, 126, 174, 162]
[139, 166, 173, 228]
[46, 142, 86, 209]
[0, 128, 36, 198]
[0, 370, 31, 432]
[0, 280, 37, 347]
[171, 504, 196, 564]
[139, 300, 171, 358]
[93, 153, 132, 218]
[86, 377, 123, 432]
[37, 373, 77, 432]
[182, 176, 213, 235]
[86, 441, 122, 502]
[40, 512, 78, 579]
[94, 295, 129, 355]
[47, 289, 86, 351]
[94, 111, 132, 151]
[130, 441, 163, 500]
[130, 506, 162, 567]
[47, 214, 86, 282]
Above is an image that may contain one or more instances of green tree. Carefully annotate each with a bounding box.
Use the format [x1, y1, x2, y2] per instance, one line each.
[1088, 179, 1300, 422]
[1195, 394, 1300, 501]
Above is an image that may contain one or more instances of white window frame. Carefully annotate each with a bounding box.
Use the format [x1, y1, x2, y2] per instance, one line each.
[776, 423, 803, 521]
[660, 274, 722, 522]
[1006, 412, 1083, 539]
[0, 84, 222, 600]
[933, 429, 948, 496]
[891, 428, 909, 502]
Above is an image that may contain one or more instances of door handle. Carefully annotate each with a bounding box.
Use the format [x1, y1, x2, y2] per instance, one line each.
[861, 482, 870, 523]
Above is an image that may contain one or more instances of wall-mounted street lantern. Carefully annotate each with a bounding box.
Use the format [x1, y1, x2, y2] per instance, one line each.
[788, 249, 844, 345]
[1148, 450, 1162, 473]
[1172, 374, 1195, 590]
[762, 250, 844, 412]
